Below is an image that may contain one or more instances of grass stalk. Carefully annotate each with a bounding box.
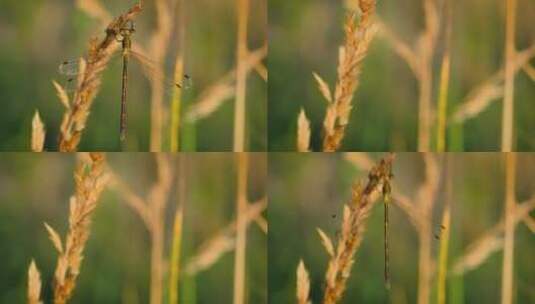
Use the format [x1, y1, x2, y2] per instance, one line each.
[417, 223, 432, 304]
[169, 155, 186, 304]
[170, 65, 184, 152]
[449, 219, 464, 304]
[418, 66, 433, 152]
[501, 153, 516, 304]
[233, 0, 250, 152]
[150, 155, 173, 304]
[168, 206, 184, 304]
[416, 154, 440, 304]
[233, 153, 249, 304]
[108, 154, 172, 304]
[149, 0, 173, 152]
[437, 207, 450, 304]
[436, 1, 452, 152]
[417, 0, 439, 152]
[150, 215, 165, 304]
[170, 0, 186, 152]
[437, 155, 452, 304]
[501, 0, 517, 152]
[376, 0, 438, 151]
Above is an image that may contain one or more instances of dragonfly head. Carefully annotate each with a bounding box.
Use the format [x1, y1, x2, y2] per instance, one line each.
[117, 20, 135, 41]
[126, 20, 136, 33]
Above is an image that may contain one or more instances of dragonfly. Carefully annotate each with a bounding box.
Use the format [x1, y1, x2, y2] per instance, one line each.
[58, 20, 192, 144]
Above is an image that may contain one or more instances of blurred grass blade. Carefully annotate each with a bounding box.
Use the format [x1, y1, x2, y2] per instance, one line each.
[169, 205, 184, 304]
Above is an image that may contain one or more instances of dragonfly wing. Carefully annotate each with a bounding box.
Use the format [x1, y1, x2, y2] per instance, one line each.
[130, 50, 192, 90]
[57, 59, 84, 92]
[58, 52, 121, 76]
[58, 60, 80, 76]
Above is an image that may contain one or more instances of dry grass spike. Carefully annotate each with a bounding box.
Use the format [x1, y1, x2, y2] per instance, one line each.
[27, 153, 108, 304]
[51, 152, 108, 304]
[297, 109, 311, 152]
[27, 260, 42, 304]
[31, 111, 45, 152]
[323, 1, 376, 152]
[297, 260, 311, 304]
[296, 0, 377, 152]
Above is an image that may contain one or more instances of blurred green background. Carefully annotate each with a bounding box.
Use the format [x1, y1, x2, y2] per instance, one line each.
[268, 153, 535, 303]
[268, 0, 535, 151]
[0, 153, 266, 303]
[0, 0, 266, 151]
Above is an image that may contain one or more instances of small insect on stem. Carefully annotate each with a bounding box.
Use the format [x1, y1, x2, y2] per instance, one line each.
[177, 74, 192, 89]
[434, 225, 446, 240]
